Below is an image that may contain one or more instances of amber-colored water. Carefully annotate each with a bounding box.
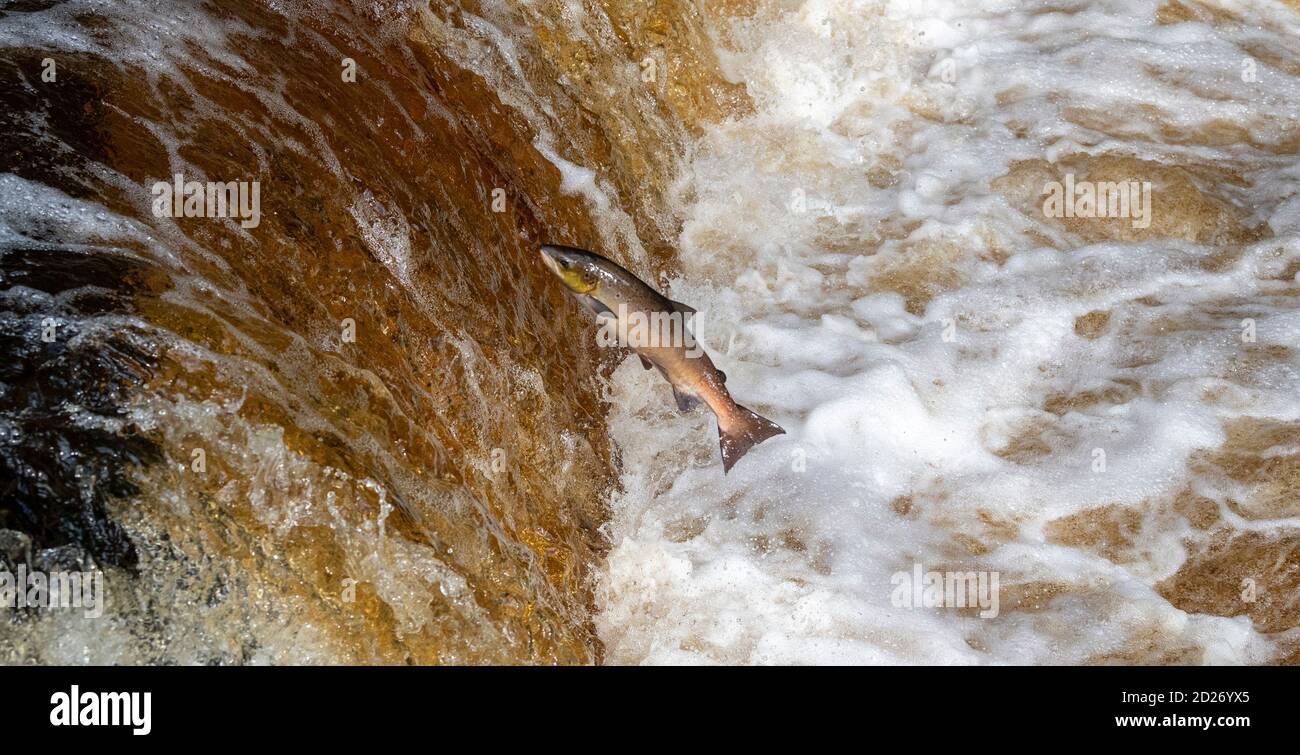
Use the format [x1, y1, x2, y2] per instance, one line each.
[0, 0, 744, 663]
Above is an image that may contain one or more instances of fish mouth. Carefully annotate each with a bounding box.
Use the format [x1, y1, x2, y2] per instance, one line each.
[538, 244, 597, 295]
[539, 244, 581, 285]
[539, 244, 562, 275]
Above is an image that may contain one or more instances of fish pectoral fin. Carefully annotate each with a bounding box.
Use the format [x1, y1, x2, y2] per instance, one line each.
[580, 295, 616, 321]
[671, 386, 702, 413]
[638, 355, 654, 370]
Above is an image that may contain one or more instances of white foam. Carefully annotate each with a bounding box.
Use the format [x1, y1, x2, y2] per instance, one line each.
[595, 0, 1299, 664]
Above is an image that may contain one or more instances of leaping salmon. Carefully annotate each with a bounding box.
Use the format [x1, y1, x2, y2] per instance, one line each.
[539, 243, 784, 472]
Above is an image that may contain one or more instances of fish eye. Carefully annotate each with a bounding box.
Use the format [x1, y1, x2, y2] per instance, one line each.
[559, 259, 571, 269]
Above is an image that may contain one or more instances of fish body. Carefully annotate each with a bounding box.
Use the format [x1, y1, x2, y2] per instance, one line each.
[540, 244, 783, 472]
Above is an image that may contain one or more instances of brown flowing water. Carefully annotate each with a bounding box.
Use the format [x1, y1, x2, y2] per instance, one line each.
[0, 0, 747, 664]
[2, 0, 1299, 665]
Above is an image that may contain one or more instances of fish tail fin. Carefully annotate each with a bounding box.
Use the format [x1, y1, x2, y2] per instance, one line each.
[718, 404, 785, 473]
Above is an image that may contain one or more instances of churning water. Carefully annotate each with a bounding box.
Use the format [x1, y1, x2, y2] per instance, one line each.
[1, 0, 1297, 664]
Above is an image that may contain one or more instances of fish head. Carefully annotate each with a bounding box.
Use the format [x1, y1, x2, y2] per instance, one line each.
[539, 244, 601, 295]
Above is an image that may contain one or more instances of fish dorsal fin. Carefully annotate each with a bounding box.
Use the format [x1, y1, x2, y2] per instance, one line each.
[668, 299, 696, 315]
[638, 355, 653, 370]
[718, 369, 726, 383]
